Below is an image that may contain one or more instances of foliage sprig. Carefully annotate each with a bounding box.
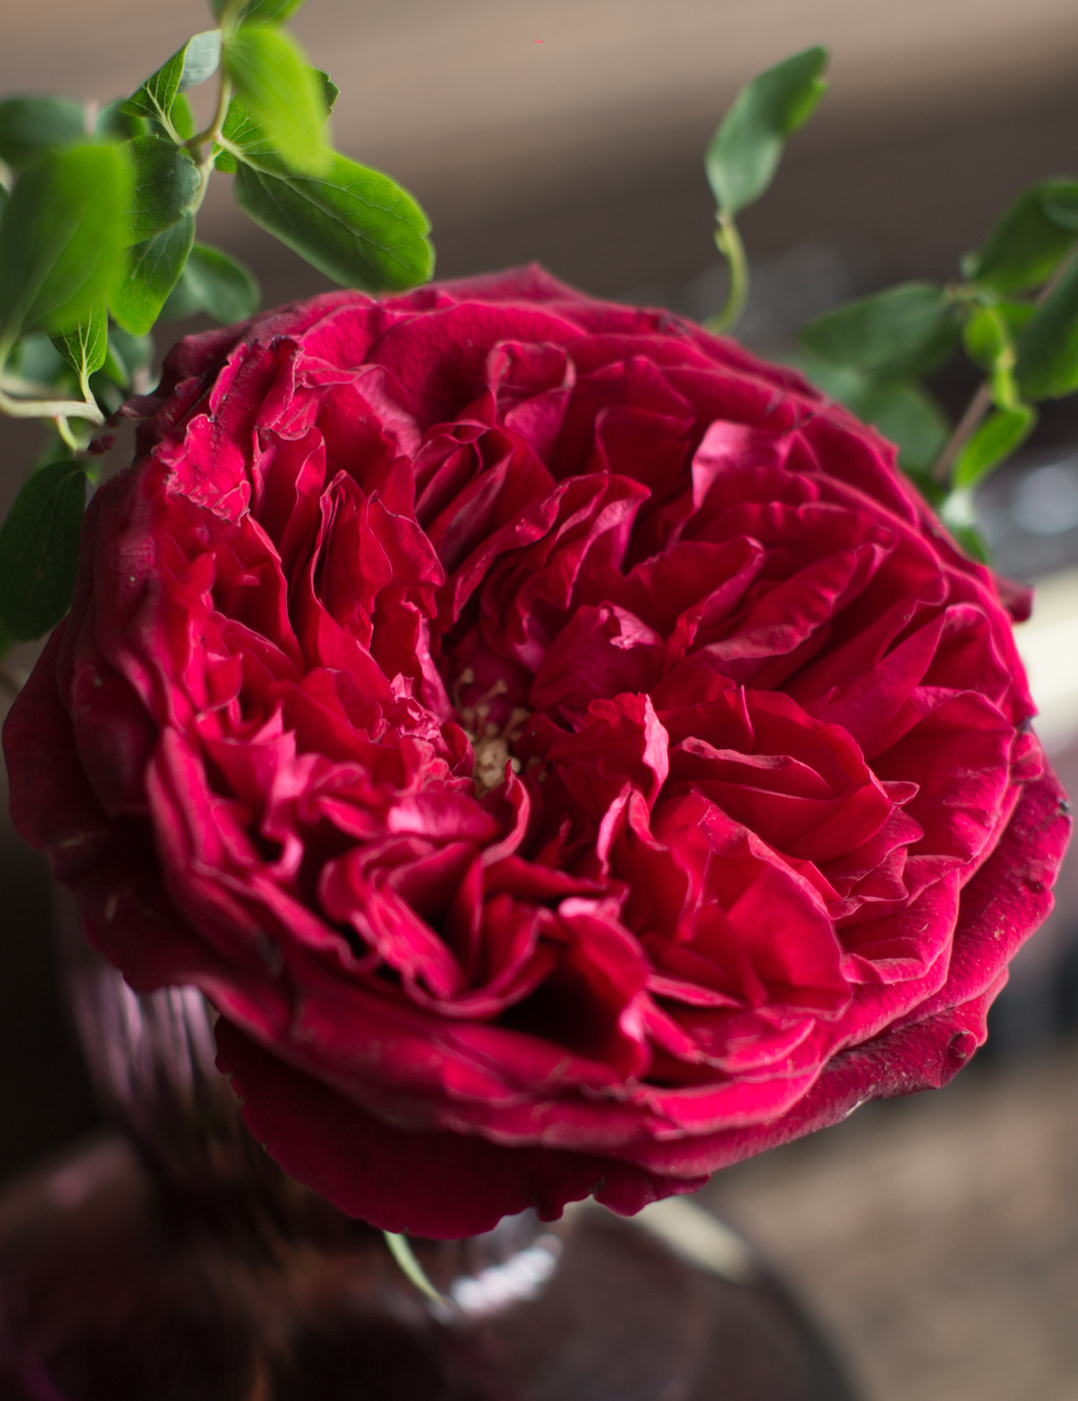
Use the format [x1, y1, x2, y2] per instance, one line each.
[703, 55, 1078, 562]
[0, 0, 433, 650]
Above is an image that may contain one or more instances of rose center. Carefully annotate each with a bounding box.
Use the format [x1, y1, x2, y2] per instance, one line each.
[454, 668, 533, 796]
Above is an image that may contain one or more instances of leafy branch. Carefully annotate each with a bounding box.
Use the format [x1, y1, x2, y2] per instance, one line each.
[790, 179, 1078, 557]
[0, 0, 434, 652]
[701, 53, 1078, 562]
[704, 47, 829, 334]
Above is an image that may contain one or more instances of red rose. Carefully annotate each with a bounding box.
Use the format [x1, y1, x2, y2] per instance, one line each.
[5, 267, 1069, 1238]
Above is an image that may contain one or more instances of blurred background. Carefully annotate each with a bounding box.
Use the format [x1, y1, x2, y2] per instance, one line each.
[3, 2, 1078, 1397]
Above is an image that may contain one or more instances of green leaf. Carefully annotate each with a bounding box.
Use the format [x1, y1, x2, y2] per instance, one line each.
[109, 324, 154, 376]
[95, 98, 147, 141]
[962, 305, 1009, 367]
[161, 241, 260, 322]
[171, 95, 196, 142]
[177, 30, 223, 91]
[0, 459, 87, 640]
[1015, 252, 1078, 399]
[0, 185, 8, 220]
[0, 97, 86, 169]
[951, 521, 989, 562]
[213, 66, 334, 173]
[232, 150, 433, 291]
[997, 301, 1036, 337]
[155, 271, 203, 321]
[110, 211, 195, 335]
[0, 143, 132, 353]
[212, 0, 307, 20]
[223, 25, 328, 175]
[94, 341, 131, 391]
[9, 333, 67, 386]
[50, 305, 108, 397]
[1041, 187, 1078, 232]
[127, 136, 201, 241]
[313, 69, 340, 114]
[854, 383, 949, 478]
[967, 180, 1078, 294]
[705, 47, 828, 217]
[800, 283, 959, 382]
[962, 305, 1022, 410]
[939, 488, 989, 561]
[953, 405, 1037, 489]
[215, 94, 269, 162]
[94, 325, 154, 394]
[121, 31, 221, 131]
[797, 357, 949, 476]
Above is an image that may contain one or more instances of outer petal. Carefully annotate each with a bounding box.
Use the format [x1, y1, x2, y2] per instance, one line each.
[215, 1018, 704, 1238]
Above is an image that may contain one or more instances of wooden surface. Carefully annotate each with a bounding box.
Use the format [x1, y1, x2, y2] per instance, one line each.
[706, 1043, 1078, 1401]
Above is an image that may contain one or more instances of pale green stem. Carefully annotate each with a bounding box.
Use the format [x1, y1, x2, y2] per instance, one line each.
[184, 0, 243, 212]
[383, 1231, 450, 1306]
[706, 214, 750, 336]
[0, 373, 68, 399]
[189, 71, 234, 155]
[0, 332, 104, 439]
[0, 383, 103, 429]
[186, 39, 235, 215]
[55, 416, 83, 451]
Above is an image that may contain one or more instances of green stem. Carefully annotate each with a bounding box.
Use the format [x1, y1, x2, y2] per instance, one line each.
[930, 381, 992, 484]
[218, 0, 249, 36]
[0, 383, 103, 429]
[186, 0, 243, 211]
[706, 214, 750, 336]
[188, 75, 233, 217]
[55, 416, 83, 451]
[0, 373, 67, 399]
[189, 73, 234, 154]
[383, 1232, 450, 1306]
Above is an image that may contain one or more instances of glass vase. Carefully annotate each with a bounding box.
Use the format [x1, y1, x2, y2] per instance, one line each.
[0, 897, 861, 1401]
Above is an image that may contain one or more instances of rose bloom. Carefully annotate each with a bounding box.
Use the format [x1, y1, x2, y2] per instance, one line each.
[5, 267, 1069, 1238]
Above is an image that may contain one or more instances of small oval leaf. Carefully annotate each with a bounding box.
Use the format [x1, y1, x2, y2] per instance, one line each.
[95, 97, 147, 141]
[0, 96, 87, 169]
[178, 31, 223, 92]
[128, 136, 201, 241]
[312, 69, 340, 114]
[223, 25, 329, 175]
[50, 305, 108, 397]
[233, 151, 433, 291]
[1015, 253, 1078, 400]
[800, 283, 959, 382]
[797, 356, 950, 477]
[968, 180, 1078, 294]
[0, 459, 87, 641]
[161, 242, 261, 322]
[705, 47, 828, 217]
[110, 211, 195, 336]
[213, 0, 306, 19]
[0, 143, 132, 349]
[953, 406, 1037, 489]
[122, 32, 219, 133]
